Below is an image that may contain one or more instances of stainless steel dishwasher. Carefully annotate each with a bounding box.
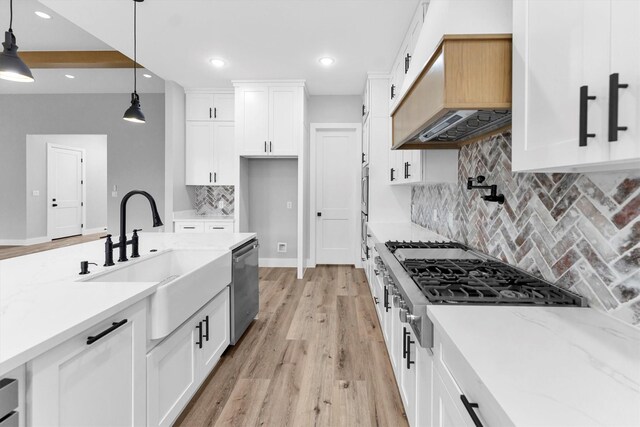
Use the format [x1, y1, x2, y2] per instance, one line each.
[230, 239, 259, 344]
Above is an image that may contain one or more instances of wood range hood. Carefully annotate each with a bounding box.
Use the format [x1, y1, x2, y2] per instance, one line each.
[391, 34, 512, 150]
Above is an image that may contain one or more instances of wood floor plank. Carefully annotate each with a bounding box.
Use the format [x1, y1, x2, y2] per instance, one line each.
[214, 379, 271, 427]
[331, 380, 372, 427]
[176, 266, 407, 427]
[0, 233, 102, 260]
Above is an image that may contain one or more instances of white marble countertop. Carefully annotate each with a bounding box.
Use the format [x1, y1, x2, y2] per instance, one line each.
[429, 305, 640, 426]
[367, 221, 449, 243]
[173, 210, 234, 221]
[0, 231, 256, 375]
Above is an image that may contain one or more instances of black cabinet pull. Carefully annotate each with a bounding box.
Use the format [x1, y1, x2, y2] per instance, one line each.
[362, 152, 365, 164]
[406, 162, 411, 178]
[406, 332, 415, 369]
[87, 319, 128, 345]
[608, 73, 629, 142]
[373, 296, 379, 305]
[391, 84, 396, 100]
[362, 104, 366, 116]
[269, 141, 272, 152]
[383, 286, 389, 312]
[264, 141, 267, 153]
[209, 107, 212, 119]
[214, 107, 217, 119]
[183, 226, 196, 229]
[52, 203, 58, 207]
[209, 172, 212, 183]
[405, 53, 412, 74]
[390, 168, 396, 182]
[579, 85, 596, 147]
[402, 327, 409, 359]
[460, 395, 483, 427]
[196, 321, 203, 349]
[214, 172, 217, 183]
[203, 315, 209, 341]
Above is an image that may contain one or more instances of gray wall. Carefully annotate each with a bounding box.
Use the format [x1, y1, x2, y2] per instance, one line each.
[0, 93, 165, 239]
[26, 135, 108, 238]
[308, 95, 362, 123]
[248, 159, 298, 259]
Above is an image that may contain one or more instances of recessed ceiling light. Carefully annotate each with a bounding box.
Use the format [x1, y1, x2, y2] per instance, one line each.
[64, 74, 75, 79]
[35, 11, 51, 19]
[210, 58, 225, 68]
[319, 57, 335, 66]
[143, 73, 152, 78]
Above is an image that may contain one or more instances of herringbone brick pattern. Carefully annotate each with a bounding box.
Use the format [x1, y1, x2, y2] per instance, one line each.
[194, 185, 235, 215]
[412, 132, 640, 327]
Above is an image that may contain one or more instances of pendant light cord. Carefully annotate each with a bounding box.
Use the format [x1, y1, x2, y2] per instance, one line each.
[132, 0, 137, 94]
[9, 0, 13, 31]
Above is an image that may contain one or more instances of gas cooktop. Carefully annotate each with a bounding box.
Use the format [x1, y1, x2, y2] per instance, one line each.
[388, 241, 584, 306]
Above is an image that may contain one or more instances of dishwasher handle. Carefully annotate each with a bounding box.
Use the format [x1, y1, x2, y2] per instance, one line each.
[233, 242, 259, 262]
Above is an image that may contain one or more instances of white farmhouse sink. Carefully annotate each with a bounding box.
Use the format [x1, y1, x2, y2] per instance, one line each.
[84, 249, 231, 339]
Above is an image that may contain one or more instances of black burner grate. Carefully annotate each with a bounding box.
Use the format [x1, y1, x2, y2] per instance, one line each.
[402, 258, 583, 306]
[385, 240, 468, 253]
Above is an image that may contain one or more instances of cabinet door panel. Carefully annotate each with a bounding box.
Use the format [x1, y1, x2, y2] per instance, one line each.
[433, 370, 470, 427]
[609, 0, 640, 162]
[269, 86, 298, 155]
[362, 116, 370, 165]
[213, 122, 235, 185]
[30, 302, 146, 427]
[416, 345, 434, 427]
[213, 93, 235, 121]
[198, 287, 230, 377]
[186, 93, 214, 121]
[239, 87, 269, 155]
[185, 122, 214, 185]
[400, 327, 418, 427]
[147, 317, 199, 427]
[513, 0, 610, 171]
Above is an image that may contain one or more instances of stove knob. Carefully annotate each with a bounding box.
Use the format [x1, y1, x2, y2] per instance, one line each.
[392, 294, 400, 307]
[399, 307, 409, 323]
[407, 314, 421, 325]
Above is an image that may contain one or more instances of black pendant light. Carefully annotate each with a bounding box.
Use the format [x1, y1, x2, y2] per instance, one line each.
[123, 0, 145, 123]
[0, 0, 35, 82]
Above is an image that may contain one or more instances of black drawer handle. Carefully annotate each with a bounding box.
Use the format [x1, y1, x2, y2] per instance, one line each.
[52, 203, 58, 207]
[203, 315, 209, 341]
[579, 85, 596, 147]
[460, 395, 483, 427]
[608, 73, 629, 142]
[383, 286, 389, 312]
[402, 326, 409, 359]
[183, 226, 196, 230]
[373, 296, 379, 305]
[406, 332, 415, 369]
[87, 319, 128, 345]
[390, 168, 395, 182]
[196, 321, 203, 349]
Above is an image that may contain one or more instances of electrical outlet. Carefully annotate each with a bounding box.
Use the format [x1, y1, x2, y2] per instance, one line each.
[32, 190, 39, 196]
[277, 242, 287, 253]
[433, 209, 438, 221]
[287, 201, 292, 209]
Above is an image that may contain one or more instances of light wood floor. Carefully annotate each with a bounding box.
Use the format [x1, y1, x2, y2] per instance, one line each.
[0, 234, 103, 260]
[175, 266, 408, 427]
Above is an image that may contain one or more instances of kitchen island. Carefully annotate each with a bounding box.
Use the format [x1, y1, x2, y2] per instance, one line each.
[0, 231, 255, 427]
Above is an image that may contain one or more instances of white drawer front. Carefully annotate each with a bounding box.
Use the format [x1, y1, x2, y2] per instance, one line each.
[174, 222, 204, 233]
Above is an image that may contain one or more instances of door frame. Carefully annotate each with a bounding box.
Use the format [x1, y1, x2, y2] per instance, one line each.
[309, 123, 362, 267]
[47, 143, 86, 241]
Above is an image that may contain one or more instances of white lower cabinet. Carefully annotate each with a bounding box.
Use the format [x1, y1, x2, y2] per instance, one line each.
[400, 326, 417, 427]
[433, 368, 470, 427]
[415, 345, 434, 427]
[147, 287, 230, 427]
[29, 300, 147, 427]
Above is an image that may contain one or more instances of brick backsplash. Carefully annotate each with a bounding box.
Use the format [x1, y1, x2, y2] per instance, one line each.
[411, 132, 640, 327]
[194, 186, 235, 215]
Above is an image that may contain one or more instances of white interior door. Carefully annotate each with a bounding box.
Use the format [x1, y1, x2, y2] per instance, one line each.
[48, 144, 83, 239]
[315, 129, 357, 264]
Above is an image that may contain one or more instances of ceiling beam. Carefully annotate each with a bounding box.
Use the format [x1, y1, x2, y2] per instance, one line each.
[21, 51, 142, 69]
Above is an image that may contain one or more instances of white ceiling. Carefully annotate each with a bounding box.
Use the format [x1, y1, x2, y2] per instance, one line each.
[0, 0, 164, 93]
[39, 0, 421, 95]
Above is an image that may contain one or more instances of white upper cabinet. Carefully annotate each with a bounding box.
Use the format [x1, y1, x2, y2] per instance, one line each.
[234, 81, 305, 157]
[513, 0, 640, 172]
[362, 114, 370, 165]
[185, 121, 235, 185]
[186, 91, 235, 121]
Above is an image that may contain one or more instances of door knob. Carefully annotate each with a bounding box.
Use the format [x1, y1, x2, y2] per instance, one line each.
[317, 212, 322, 217]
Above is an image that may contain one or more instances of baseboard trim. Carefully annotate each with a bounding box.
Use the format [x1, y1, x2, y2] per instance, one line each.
[83, 227, 107, 236]
[0, 236, 50, 246]
[259, 258, 298, 268]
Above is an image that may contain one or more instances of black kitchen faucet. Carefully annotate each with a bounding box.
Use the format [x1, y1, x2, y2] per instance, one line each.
[103, 190, 163, 266]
